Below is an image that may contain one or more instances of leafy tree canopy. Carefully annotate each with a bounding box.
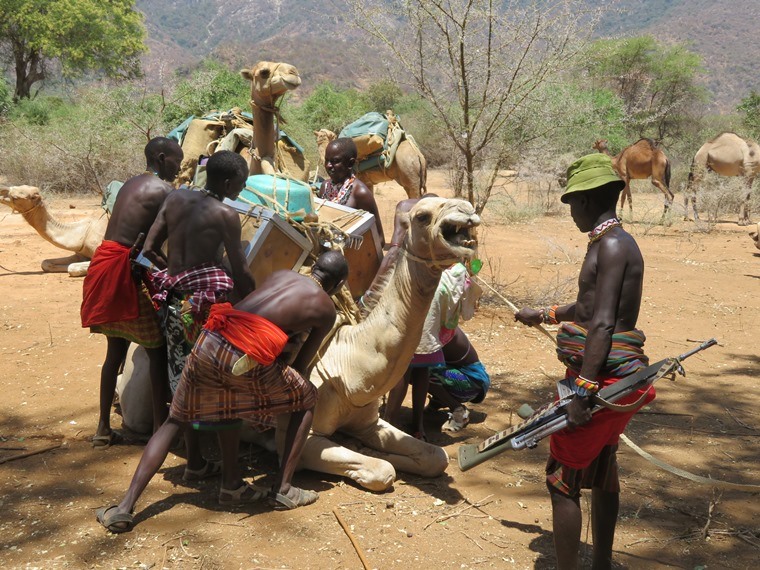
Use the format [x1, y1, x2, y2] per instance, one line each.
[737, 90, 760, 138]
[583, 36, 707, 143]
[0, 0, 146, 99]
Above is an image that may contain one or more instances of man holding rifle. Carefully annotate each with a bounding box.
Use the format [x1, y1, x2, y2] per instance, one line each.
[515, 153, 655, 570]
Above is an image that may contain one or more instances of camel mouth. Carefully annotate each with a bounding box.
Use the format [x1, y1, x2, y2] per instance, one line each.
[440, 218, 479, 251]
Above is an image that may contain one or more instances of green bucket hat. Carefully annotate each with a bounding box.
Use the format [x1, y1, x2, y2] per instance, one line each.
[561, 153, 624, 204]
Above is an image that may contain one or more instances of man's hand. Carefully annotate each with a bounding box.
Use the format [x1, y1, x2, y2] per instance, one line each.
[515, 307, 542, 326]
[566, 395, 593, 428]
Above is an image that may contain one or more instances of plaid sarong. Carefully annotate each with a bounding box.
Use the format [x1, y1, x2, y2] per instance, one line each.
[90, 279, 164, 348]
[546, 444, 620, 498]
[169, 330, 317, 428]
[152, 264, 235, 394]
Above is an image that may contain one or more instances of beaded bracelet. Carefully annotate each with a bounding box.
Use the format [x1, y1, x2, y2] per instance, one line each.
[574, 375, 600, 393]
[541, 305, 560, 325]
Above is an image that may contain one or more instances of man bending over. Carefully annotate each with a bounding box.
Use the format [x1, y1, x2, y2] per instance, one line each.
[95, 251, 348, 532]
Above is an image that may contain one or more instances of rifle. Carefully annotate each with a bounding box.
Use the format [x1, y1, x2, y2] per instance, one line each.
[458, 338, 717, 472]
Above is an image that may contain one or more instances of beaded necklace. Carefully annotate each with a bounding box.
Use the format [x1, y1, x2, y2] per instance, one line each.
[308, 273, 323, 289]
[320, 175, 355, 205]
[200, 187, 224, 202]
[587, 217, 622, 247]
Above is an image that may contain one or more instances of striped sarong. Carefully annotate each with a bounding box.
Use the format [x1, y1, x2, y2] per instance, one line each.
[547, 322, 655, 481]
[556, 322, 649, 377]
[169, 330, 317, 428]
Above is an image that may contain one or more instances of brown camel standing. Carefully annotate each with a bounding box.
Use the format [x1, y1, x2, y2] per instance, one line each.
[685, 132, 760, 226]
[593, 138, 673, 217]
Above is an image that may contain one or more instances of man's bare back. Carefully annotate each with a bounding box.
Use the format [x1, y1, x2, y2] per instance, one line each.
[143, 151, 255, 298]
[105, 138, 183, 247]
[234, 252, 348, 376]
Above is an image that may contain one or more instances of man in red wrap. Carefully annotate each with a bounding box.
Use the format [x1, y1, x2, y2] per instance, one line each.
[95, 251, 348, 533]
[81, 137, 183, 448]
[515, 153, 654, 570]
[143, 150, 256, 394]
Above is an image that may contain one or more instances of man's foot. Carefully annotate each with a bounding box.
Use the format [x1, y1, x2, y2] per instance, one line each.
[183, 460, 222, 482]
[269, 487, 318, 510]
[442, 406, 470, 432]
[95, 505, 134, 533]
[91, 431, 123, 450]
[218, 483, 268, 506]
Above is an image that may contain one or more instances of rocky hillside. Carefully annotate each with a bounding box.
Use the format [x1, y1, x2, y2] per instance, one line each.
[136, 0, 758, 110]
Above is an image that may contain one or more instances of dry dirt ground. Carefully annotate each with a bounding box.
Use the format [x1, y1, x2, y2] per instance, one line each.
[1, 172, 759, 570]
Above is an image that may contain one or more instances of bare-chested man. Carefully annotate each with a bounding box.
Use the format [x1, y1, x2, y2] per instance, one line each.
[81, 137, 183, 448]
[95, 251, 348, 533]
[515, 153, 654, 570]
[143, 150, 256, 394]
[319, 137, 385, 247]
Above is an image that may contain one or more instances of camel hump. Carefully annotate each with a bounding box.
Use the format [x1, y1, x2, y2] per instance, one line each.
[634, 137, 659, 150]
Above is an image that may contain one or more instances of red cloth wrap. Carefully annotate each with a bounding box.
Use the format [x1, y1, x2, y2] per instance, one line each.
[204, 303, 288, 366]
[81, 240, 138, 327]
[549, 371, 656, 470]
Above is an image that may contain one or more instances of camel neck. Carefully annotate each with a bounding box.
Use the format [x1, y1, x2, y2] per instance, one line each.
[21, 200, 94, 252]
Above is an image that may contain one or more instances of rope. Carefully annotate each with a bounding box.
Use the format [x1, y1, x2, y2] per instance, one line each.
[620, 434, 760, 492]
[472, 274, 556, 344]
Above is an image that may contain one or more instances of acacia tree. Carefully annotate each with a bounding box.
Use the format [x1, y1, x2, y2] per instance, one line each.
[0, 0, 146, 99]
[346, 0, 600, 212]
[583, 36, 706, 143]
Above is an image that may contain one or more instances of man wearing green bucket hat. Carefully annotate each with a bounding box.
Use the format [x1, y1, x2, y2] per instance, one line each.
[515, 153, 654, 569]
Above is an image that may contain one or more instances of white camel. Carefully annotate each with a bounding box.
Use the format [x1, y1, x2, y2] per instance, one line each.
[0, 184, 105, 276]
[121, 198, 480, 490]
[281, 197, 479, 490]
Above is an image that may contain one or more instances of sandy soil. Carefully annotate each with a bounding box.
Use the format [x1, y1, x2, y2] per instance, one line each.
[1, 172, 758, 570]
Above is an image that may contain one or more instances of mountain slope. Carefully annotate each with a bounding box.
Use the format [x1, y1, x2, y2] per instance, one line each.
[136, 0, 758, 110]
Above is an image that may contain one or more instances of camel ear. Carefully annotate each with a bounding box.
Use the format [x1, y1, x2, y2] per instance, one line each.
[240, 69, 253, 81]
[398, 211, 411, 230]
[313, 130, 320, 136]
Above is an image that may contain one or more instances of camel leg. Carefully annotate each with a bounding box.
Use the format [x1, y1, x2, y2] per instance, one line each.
[41, 253, 89, 273]
[738, 176, 754, 226]
[350, 418, 449, 478]
[297, 432, 396, 492]
[651, 180, 673, 216]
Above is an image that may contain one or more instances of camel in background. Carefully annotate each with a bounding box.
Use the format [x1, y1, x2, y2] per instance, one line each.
[241, 61, 309, 180]
[0, 184, 104, 276]
[685, 132, 760, 226]
[314, 126, 426, 199]
[593, 138, 673, 217]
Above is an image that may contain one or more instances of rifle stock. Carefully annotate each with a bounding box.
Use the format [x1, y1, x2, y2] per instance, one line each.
[458, 338, 717, 472]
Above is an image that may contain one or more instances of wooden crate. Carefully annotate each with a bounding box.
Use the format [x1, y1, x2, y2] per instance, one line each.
[133, 198, 312, 289]
[225, 199, 312, 286]
[313, 197, 382, 297]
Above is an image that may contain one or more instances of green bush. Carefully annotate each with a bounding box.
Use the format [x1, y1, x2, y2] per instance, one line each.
[0, 77, 11, 116]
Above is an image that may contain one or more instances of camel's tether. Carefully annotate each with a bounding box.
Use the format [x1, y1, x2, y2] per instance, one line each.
[473, 274, 758, 491]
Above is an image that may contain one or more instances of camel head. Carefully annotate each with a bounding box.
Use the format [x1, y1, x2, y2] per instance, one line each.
[0, 185, 43, 214]
[403, 198, 480, 264]
[240, 61, 301, 105]
[750, 222, 760, 251]
[313, 129, 337, 163]
[592, 139, 609, 153]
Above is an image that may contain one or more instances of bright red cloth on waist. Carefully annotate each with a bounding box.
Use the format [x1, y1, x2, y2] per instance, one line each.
[549, 371, 656, 470]
[204, 303, 288, 366]
[81, 240, 138, 327]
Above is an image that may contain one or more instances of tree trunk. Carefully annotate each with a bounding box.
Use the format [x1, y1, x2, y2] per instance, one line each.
[12, 38, 45, 100]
